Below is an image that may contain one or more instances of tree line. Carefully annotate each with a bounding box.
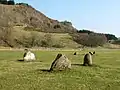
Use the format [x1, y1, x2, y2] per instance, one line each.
[0, 0, 29, 6]
[70, 29, 118, 47]
[0, 0, 15, 5]
[77, 29, 118, 41]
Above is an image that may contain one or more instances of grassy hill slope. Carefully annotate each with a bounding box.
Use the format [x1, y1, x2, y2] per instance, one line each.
[0, 4, 77, 33]
[11, 26, 80, 48]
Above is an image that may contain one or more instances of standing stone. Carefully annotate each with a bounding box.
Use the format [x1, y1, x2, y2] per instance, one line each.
[50, 53, 71, 71]
[83, 52, 93, 66]
[23, 49, 36, 61]
[93, 51, 95, 54]
[73, 52, 77, 55]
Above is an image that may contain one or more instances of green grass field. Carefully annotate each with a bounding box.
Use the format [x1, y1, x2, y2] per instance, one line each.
[0, 49, 120, 90]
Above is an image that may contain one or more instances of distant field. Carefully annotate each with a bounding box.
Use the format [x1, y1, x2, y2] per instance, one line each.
[0, 49, 120, 90]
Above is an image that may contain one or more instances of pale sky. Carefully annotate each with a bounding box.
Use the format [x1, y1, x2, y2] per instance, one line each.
[15, 0, 120, 37]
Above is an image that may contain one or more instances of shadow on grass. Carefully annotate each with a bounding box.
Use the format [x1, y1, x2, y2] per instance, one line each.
[17, 59, 43, 63]
[36, 68, 71, 73]
[36, 69, 51, 72]
[17, 59, 24, 62]
[72, 63, 101, 68]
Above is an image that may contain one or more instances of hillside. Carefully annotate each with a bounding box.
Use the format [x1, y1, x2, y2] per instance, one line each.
[12, 26, 80, 48]
[0, 4, 119, 48]
[0, 4, 77, 33]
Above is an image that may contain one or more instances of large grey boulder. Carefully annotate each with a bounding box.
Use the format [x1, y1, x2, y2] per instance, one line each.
[50, 53, 71, 71]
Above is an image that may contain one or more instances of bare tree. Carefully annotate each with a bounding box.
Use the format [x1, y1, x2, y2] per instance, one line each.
[0, 26, 13, 47]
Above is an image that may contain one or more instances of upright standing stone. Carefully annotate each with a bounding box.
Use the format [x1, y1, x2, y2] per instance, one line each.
[23, 49, 36, 61]
[50, 53, 71, 71]
[83, 52, 95, 66]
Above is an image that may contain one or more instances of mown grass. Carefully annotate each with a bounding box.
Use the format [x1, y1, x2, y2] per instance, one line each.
[0, 49, 120, 90]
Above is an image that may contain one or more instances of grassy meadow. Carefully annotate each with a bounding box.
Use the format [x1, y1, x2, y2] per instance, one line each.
[0, 48, 120, 90]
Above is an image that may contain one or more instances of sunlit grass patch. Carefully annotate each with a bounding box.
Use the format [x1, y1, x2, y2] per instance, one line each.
[0, 49, 120, 90]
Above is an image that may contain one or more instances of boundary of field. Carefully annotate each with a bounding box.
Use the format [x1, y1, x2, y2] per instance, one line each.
[0, 47, 119, 51]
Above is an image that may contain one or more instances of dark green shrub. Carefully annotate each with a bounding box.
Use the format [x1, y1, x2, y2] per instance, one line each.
[0, 0, 7, 4]
[8, 0, 15, 5]
[52, 44, 65, 48]
[16, 3, 29, 6]
[54, 24, 61, 29]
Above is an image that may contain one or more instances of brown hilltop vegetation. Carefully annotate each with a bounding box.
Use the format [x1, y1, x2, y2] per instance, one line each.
[0, 4, 77, 33]
[0, 4, 80, 48]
